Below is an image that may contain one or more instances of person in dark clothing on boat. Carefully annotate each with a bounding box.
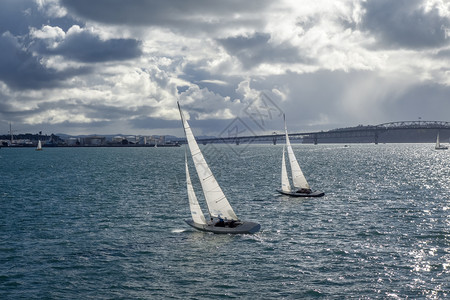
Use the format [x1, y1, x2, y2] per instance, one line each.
[215, 216, 225, 227]
[297, 188, 312, 194]
[228, 220, 236, 228]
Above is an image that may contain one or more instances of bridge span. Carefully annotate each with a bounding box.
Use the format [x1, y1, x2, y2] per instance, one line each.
[194, 121, 450, 145]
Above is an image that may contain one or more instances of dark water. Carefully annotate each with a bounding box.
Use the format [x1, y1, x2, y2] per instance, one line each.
[1, 144, 448, 299]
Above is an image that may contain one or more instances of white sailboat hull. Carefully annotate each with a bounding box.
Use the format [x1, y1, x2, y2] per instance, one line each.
[185, 219, 261, 234]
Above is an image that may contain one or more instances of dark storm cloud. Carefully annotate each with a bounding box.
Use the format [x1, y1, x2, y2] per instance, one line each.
[0, 96, 154, 127]
[361, 0, 450, 49]
[217, 33, 309, 69]
[48, 31, 142, 63]
[251, 70, 450, 130]
[60, 0, 270, 33]
[388, 83, 450, 120]
[0, 0, 47, 36]
[0, 33, 89, 89]
[179, 62, 242, 98]
[0, 0, 141, 90]
[45, 98, 149, 121]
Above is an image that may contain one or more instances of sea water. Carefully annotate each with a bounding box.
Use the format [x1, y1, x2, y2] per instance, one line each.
[0, 144, 448, 299]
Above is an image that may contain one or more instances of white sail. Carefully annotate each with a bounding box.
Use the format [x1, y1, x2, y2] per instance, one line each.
[185, 152, 207, 225]
[436, 132, 440, 148]
[281, 145, 291, 192]
[284, 115, 310, 190]
[178, 102, 238, 220]
[435, 132, 448, 150]
[36, 140, 42, 150]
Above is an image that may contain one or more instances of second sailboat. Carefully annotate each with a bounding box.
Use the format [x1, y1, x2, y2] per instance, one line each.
[276, 114, 324, 197]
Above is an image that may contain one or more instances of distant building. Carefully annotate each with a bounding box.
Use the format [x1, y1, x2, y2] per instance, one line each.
[81, 136, 106, 146]
[112, 136, 124, 144]
[136, 135, 166, 145]
[138, 136, 147, 144]
[66, 137, 80, 146]
[149, 135, 165, 145]
[126, 136, 138, 144]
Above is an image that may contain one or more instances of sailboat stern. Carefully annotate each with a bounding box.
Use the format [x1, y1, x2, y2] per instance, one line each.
[276, 189, 325, 197]
[185, 219, 261, 234]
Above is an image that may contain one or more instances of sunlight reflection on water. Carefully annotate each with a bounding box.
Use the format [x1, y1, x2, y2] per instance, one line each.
[0, 144, 449, 298]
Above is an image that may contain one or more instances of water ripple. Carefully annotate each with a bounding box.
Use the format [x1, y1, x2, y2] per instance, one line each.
[0, 144, 449, 298]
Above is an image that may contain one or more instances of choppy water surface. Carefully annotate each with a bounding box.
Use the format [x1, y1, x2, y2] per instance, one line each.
[1, 144, 449, 299]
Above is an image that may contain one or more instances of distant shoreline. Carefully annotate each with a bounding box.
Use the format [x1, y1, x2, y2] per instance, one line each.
[2, 143, 180, 148]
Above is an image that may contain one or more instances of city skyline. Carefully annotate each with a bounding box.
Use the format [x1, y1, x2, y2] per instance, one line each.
[0, 0, 449, 137]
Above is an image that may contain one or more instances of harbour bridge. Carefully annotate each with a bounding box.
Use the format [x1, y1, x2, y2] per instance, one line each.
[194, 121, 450, 145]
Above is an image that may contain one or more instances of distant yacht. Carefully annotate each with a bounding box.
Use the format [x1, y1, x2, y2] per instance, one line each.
[178, 102, 260, 234]
[35, 140, 43, 151]
[435, 132, 448, 150]
[276, 114, 324, 197]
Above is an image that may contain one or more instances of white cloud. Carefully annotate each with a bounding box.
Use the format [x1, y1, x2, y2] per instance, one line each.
[0, 0, 449, 136]
[30, 25, 65, 40]
[36, 0, 67, 18]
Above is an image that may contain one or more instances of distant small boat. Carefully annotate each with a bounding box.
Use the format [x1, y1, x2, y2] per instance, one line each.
[36, 140, 43, 151]
[435, 132, 448, 150]
[276, 114, 324, 197]
[179, 102, 260, 234]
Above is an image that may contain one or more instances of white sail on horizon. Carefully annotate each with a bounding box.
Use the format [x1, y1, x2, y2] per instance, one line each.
[436, 132, 440, 148]
[178, 102, 238, 221]
[435, 131, 448, 150]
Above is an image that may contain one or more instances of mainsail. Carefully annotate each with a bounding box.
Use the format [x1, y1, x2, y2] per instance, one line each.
[284, 114, 310, 190]
[281, 145, 291, 192]
[185, 152, 207, 225]
[436, 132, 440, 148]
[178, 102, 238, 220]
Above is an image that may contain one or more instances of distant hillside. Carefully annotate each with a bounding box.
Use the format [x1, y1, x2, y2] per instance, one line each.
[302, 128, 450, 144]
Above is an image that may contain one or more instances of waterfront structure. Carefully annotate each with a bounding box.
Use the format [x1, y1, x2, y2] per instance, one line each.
[81, 136, 106, 146]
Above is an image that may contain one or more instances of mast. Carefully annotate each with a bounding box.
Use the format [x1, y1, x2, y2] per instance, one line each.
[10, 123, 13, 145]
[436, 132, 440, 148]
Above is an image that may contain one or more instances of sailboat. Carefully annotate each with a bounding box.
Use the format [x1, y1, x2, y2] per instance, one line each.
[179, 102, 261, 234]
[276, 115, 324, 197]
[35, 140, 43, 151]
[435, 132, 448, 150]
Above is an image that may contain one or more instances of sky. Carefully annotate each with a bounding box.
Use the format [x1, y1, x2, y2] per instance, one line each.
[0, 0, 449, 137]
